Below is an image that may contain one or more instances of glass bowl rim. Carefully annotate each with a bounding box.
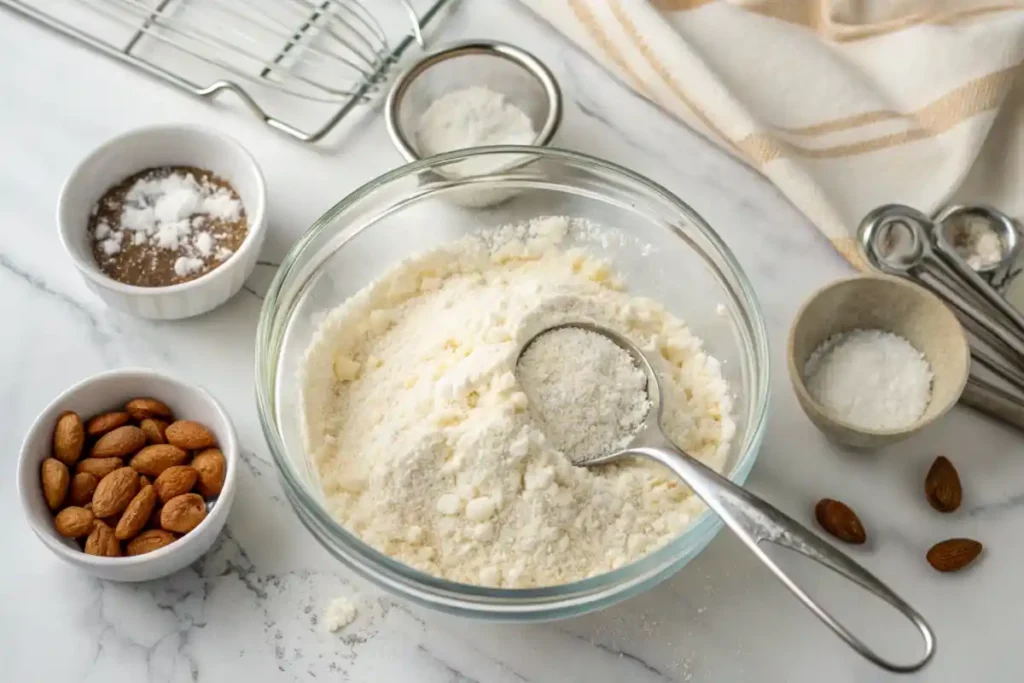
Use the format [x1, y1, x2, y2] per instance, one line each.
[255, 145, 771, 602]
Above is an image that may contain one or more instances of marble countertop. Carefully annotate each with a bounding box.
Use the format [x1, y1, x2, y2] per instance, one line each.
[3, 2, 1022, 681]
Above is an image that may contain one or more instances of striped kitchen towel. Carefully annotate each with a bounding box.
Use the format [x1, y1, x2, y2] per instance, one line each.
[521, 0, 1024, 268]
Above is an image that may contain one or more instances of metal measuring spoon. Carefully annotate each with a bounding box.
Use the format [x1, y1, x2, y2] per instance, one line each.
[516, 322, 935, 673]
[860, 204, 1024, 400]
[935, 204, 1021, 289]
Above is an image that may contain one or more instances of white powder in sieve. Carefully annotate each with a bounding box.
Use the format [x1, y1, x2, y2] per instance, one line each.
[804, 329, 932, 430]
[415, 86, 535, 177]
[517, 327, 651, 463]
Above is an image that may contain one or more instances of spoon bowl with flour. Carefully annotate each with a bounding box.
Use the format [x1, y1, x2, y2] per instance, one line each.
[516, 322, 936, 674]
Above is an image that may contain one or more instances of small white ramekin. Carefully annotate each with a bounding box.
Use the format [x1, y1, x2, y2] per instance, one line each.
[18, 369, 238, 582]
[57, 125, 267, 320]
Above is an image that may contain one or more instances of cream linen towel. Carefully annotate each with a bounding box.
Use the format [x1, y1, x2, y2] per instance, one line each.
[520, 0, 1024, 268]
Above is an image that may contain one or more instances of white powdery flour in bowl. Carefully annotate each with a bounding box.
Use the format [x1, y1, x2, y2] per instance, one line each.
[256, 146, 771, 621]
[299, 217, 735, 589]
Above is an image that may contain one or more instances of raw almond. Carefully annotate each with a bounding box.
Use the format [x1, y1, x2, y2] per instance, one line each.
[160, 493, 207, 533]
[125, 397, 174, 422]
[41, 458, 70, 511]
[192, 448, 226, 497]
[115, 485, 157, 540]
[76, 457, 123, 479]
[139, 475, 151, 487]
[139, 418, 168, 445]
[92, 425, 146, 458]
[927, 538, 982, 572]
[925, 456, 962, 513]
[814, 498, 866, 544]
[92, 467, 139, 518]
[53, 411, 85, 465]
[85, 411, 130, 438]
[130, 444, 188, 477]
[54, 506, 95, 538]
[68, 472, 99, 506]
[84, 520, 121, 557]
[165, 420, 217, 450]
[127, 529, 176, 556]
[155, 466, 198, 503]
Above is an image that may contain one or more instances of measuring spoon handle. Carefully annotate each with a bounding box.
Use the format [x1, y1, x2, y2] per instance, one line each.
[630, 441, 936, 673]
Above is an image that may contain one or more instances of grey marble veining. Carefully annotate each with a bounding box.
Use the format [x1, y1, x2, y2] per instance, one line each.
[3, 1, 1023, 681]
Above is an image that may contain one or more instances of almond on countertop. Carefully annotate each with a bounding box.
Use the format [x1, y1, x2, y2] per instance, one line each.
[925, 456, 962, 513]
[85, 411, 130, 438]
[55, 506, 95, 538]
[160, 493, 207, 533]
[125, 397, 174, 422]
[91, 425, 146, 458]
[139, 418, 168, 445]
[191, 449, 226, 497]
[53, 411, 85, 465]
[41, 458, 70, 511]
[130, 444, 188, 477]
[68, 472, 99, 506]
[127, 529, 176, 556]
[115, 485, 157, 540]
[814, 498, 867, 545]
[155, 466, 198, 503]
[75, 457, 124, 479]
[92, 467, 139, 518]
[927, 538, 982, 572]
[84, 520, 121, 557]
[165, 420, 217, 450]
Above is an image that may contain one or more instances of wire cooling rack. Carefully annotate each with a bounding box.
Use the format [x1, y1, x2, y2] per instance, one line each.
[1, 0, 456, 142]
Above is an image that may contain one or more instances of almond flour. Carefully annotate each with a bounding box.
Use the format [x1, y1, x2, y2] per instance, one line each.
[301, 217, 734, 588]
[89, 166, 247, 287]
[517, 327, 651, 464]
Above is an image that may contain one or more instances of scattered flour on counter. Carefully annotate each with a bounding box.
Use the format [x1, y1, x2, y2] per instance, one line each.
[804, 328, 932, 430]
[517, 327, 651, 463]
[300, 216, 734, 588]
[323, 597, 358, 633]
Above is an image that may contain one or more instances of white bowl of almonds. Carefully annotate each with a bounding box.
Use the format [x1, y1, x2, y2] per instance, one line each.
[17, 369, 237, 582]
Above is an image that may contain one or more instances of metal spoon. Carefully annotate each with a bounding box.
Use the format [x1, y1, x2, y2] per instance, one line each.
[516, 322, 936, 673]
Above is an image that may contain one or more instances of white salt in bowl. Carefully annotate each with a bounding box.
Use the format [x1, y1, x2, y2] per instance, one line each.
[57, 124, 268, 320]
[788, 275, 971, 449]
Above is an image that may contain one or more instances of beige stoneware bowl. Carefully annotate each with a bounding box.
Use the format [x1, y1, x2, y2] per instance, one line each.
[788, 275, 970, 449]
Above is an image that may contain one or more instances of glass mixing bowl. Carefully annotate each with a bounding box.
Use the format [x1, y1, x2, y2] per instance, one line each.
[255, 146, 770, 620]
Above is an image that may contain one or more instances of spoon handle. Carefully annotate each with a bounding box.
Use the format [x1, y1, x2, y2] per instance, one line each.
[630, 441, 936, 673]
